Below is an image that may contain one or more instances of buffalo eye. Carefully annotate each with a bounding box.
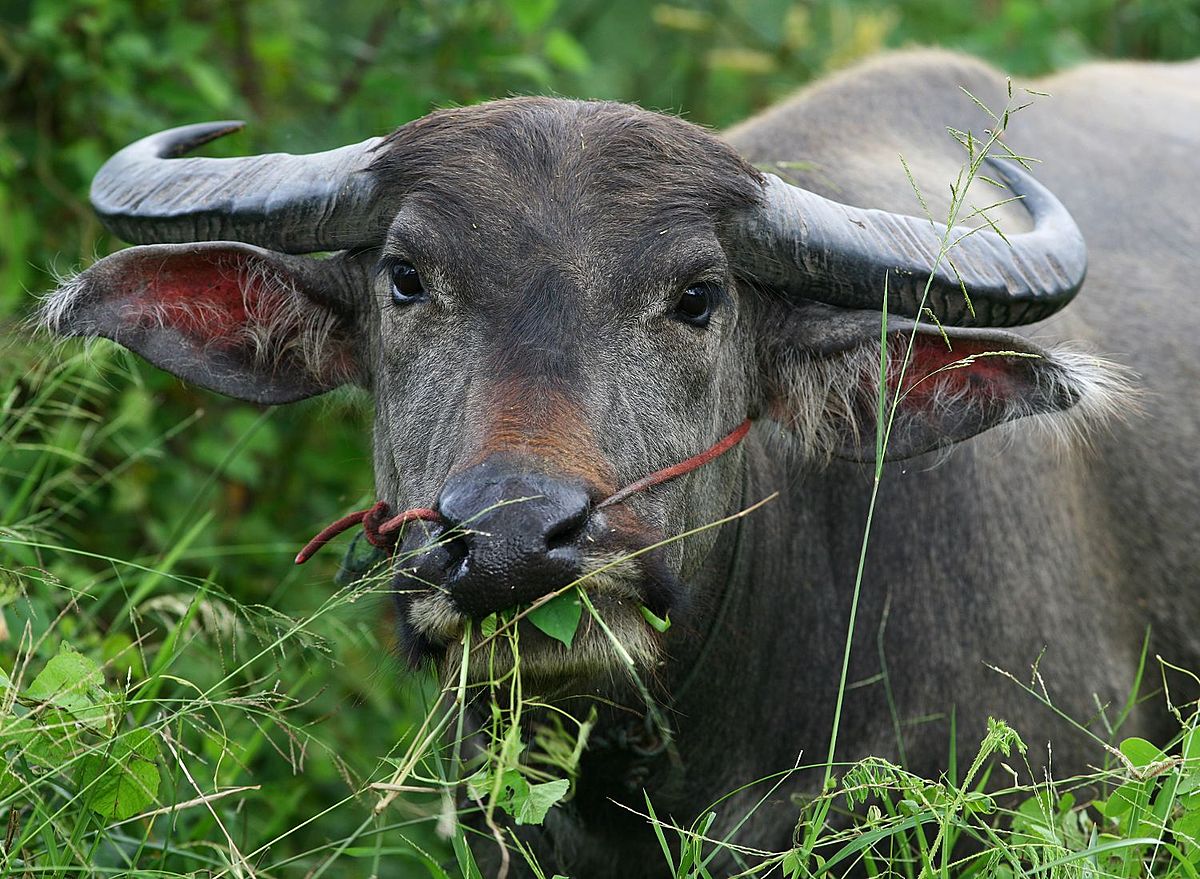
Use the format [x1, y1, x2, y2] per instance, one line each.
[390, 261, 426, 304]
[674, 282, 717, 326]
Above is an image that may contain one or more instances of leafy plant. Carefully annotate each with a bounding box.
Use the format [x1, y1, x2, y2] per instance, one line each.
[2, 643, 161, 822]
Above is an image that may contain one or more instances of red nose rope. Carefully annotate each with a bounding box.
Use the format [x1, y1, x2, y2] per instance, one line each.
[294, 418, 753, 565]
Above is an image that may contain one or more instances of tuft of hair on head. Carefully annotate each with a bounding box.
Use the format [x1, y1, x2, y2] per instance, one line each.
[369, 97, 765, 228]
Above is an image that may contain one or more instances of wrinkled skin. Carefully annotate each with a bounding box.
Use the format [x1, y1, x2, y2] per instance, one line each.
[43, 52, 1200, 877]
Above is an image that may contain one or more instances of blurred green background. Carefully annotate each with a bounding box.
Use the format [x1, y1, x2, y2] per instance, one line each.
[0, 0, 1197, 875]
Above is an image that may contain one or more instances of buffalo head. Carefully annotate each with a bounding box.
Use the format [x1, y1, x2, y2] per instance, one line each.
[41, 98, 1098, 686]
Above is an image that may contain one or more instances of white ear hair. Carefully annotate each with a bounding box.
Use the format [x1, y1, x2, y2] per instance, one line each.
[768, 334, 1137, 463]
[38, 250, 360, 393]
[236, 257, 351, 384]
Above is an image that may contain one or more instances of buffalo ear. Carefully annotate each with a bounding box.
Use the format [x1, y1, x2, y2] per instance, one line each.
[757, 301, 1130, 461]
[41, 242, 366, 404]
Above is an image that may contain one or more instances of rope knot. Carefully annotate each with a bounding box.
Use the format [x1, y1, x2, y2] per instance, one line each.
[294, 501, 441, 565]
[362, 501, 394, 550]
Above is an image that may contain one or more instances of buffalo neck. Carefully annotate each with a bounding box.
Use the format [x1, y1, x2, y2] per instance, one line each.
[565, 436, 877, 843]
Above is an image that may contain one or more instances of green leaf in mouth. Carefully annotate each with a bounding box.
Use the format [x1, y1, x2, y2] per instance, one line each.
[528, 587, 583, 648]
[640, 605, 672, 633]
[515, 778, 571, 825]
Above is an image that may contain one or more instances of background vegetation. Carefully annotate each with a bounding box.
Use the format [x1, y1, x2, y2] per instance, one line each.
[2, 0, 1199, 876]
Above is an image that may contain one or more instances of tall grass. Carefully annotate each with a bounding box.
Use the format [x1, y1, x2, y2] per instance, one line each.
[0, 340, 459, 876]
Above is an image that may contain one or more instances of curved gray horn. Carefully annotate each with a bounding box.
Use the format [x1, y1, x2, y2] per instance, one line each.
[733, 158, 1087, 327]
[90, 122, 389, 254]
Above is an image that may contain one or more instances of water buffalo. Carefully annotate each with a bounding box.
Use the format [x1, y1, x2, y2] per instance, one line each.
[41, 49, 1200, 876]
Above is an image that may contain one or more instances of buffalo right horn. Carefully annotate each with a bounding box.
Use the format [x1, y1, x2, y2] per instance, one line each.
[90, 122, 390, 254]
[732, 158, 1087, 328]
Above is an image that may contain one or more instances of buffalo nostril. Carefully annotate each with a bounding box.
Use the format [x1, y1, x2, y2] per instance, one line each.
[432, 460, 595, 616]
[441, 534, 470, 577]
[544, 502, 589, 550]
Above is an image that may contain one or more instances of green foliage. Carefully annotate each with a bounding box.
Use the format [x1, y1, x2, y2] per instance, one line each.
[1, 0, 1198, 875]
[74, 727, 161, 821]
[2, 644, 159, 822]
[20, 642, 116, 731]
[640, 604, 673, 633]
[633, 718, 1200, 879]
[468, 768, 570, 827]
[0, 348, 448, 874]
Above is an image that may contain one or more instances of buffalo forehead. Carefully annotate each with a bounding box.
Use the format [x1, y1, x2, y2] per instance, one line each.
[370, 97, 761, 282]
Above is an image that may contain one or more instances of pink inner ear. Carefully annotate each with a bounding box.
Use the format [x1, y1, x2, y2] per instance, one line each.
[890, 334, 1025, 406]
[126, 252, 266, 347]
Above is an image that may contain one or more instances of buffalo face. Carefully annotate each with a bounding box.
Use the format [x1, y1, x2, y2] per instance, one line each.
[364, 102, 763, 681]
